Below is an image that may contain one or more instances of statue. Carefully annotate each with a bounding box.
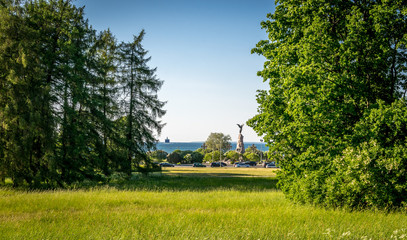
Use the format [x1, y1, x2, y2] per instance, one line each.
[235, 123, 245, 154]
[237, 124, 244, 134]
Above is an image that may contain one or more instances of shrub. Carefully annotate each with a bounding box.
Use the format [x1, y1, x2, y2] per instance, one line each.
[191, 152, 204, 163]
[225, 151, 240, 162]
[167, 152, 183, 164]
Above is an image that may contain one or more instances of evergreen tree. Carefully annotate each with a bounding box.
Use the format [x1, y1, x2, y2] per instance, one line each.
[83, 29, 119, 176]
[0, 0, 58, 186]
[118, 30, 166, 175]
[0, 1, 166, 186]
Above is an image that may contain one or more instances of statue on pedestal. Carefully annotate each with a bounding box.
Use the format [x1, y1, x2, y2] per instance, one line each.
[236, 124, 245, 154]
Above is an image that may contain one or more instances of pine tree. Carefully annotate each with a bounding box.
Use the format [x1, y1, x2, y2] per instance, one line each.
[85, 29, 119, 175]
[118, 30, 166, 175]
[0, 0, 57, 186]
[0, 1, 166, 186]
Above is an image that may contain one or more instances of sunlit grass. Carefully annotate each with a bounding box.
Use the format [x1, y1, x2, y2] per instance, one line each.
[1, 168, 406, 239]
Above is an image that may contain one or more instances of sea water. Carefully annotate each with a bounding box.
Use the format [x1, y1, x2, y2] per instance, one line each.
[155, 142, 268, 153]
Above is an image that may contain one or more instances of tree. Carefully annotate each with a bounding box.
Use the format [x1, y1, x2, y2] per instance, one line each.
[225, 150, 240, 162]
[245, 145, 261, 155]
[183, 154, 193, 164]
[148, 150, 168, 162]
[167, 152, 182, 164]
[118, 30, 166, 175]
[243, 152, 260, 162]
[89, 29, 119, 175]
[203, 150, 223, 163]
[176, 150, 193, 159]
[195, 148, 211, 155]
[0, 1, 166, 187]
[242, 145, 262, 162]
[248, 0, 407, 209]
[191, 151, 204, 163]
[204, 133, 231, 153]
[0, 0, 97, 186]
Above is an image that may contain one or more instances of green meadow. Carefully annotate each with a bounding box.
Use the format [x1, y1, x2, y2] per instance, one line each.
[1, 168, 406, 239]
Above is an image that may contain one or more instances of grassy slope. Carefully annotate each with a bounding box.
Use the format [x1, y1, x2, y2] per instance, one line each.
[1, 168, 406, 239]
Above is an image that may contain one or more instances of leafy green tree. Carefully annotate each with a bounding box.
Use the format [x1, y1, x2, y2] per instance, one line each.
[148, 150, 168, 162]
[243, 145, 262, 162]
[167, 150, 197, 164]
[184, 154, 193, 164]
[191, 151, 204, 163]
[195, 148, 211, 155]
[245, 145, 261, 155]
[243, 152, 260, 162]
[204, 133, 231, 153]
[249, 0, 407, 209]
[225, 150, 240, 162]
[167, 152, 182, 164]
[203, 150, 223, 163]
[203, 153, 212, 163]
[178, 150, 193, 159]
[182, 151, 204, 164]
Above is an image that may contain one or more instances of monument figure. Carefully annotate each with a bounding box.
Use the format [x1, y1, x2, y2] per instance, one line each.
[235, 124, 245, 154]
[237, 124, 243, 134]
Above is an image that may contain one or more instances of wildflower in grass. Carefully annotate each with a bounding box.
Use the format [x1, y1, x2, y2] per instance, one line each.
[323, 228, 335, 237]
[339, 231, 351, 238]
[391, 229, 407, 239]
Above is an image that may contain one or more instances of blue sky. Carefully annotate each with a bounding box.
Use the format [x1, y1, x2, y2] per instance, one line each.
[75, 0, 276, 142]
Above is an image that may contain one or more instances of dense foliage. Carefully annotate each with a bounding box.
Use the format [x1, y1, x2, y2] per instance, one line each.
[204, 132, 232, 152]
[0, 0, 165, 187]
[147, 150, 168, 161]
[249, 0, 407, 209]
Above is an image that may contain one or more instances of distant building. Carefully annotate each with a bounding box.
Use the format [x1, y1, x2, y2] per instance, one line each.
[165, 137, 170, 143]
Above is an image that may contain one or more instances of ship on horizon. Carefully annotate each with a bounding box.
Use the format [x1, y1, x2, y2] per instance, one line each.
[165, 137, 170, 143]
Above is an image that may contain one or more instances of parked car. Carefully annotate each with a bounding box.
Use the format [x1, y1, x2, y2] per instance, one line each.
[235, 163, 250, 168]
[210, 162, 227, 167]
[263, 161, 276, 168]
[159, 162, 174, 167]
[193, 163, 206, 167]
[244, 161, 257, 166]
[266, 162, 276, 168]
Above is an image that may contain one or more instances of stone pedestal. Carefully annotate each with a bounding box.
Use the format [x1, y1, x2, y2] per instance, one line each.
[235, 133, 245, 154]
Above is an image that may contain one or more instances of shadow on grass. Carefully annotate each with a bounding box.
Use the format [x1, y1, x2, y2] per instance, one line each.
[162, 172, 273, 178]
[105, 175, 279, 192]
[1, 174, 279, 192]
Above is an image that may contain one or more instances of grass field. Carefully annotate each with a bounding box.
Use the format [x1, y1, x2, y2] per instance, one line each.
[1, 167, 406, 239]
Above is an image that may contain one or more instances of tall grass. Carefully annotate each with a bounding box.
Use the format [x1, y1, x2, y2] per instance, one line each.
[1, 168, 406, 239]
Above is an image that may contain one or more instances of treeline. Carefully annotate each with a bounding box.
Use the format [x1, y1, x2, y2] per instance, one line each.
[0, 0, 165, 187]
[148, 146, 268, 164]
